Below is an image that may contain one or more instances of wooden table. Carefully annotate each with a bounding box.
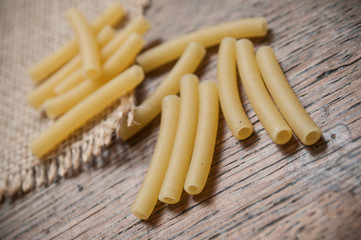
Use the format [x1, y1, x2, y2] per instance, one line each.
[1, 0, 360, 239]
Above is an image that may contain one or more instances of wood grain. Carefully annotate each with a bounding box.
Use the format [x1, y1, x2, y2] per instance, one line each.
[1, 0, 361, 239]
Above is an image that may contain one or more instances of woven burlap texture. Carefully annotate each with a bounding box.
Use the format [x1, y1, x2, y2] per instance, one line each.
[0, 0, 148, 200]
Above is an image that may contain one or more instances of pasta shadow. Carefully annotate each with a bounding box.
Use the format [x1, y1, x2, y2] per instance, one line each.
[306, 135, 328, 156]
[238, 131, 259, 149]
[167, 193, 191, 215]
[142, 38, 163, 52]
[143, 201, 167, 225]
[252, 28, 274, 45]
[276, 134, 301, 155]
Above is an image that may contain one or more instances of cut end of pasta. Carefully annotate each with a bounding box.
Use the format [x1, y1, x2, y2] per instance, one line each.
[132, 65, 145, 80]
[159, 195, 178, 204]
[237, 126, 253, 140]
[256, 46, 272, 57]
[132, 209, 149, 220]
[189, 41, 206, 56]
[303, 128, 321, 145]
[184, 185, 201, 195]
[222, 37, 237, 44]
[42, 100, 60, 119]
[236, 38, 253, 48]
[273, 128, 292, 145]
[29, 139, 45, 159]
[28, 65, 44, 83]
[259, 17, 268, 36]
[27, 92, 41, 109]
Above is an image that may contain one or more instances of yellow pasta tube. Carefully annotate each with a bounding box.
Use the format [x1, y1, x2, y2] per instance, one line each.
[43, 33, 144, 117]
[29, 65, 144, 158]
[28, 2, 124, 83]
[184, 80, 219, 195]
[132, 95, 180, 220]
[217, 37, 253, 139]
[27, 26, 116, 108]
[53, 69, 84, 95]
[67, 8, 102, 79]
[236, 39, 292, 145]
[93, 25, 117, 48]
[158, 74, 199, 204]
[90, 2, 125, 33]
[55, 17, 150, 94]
[256, 46, 321, 145]
[137, 17, 267, 73]
[101, 15, 151, 60]
[119, 42, 206, 140]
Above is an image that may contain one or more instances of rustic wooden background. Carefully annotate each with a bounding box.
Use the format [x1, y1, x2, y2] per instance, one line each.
[1, 0, 361, 239]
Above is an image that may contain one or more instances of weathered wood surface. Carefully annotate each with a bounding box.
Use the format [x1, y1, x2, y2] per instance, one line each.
[1, 0, 361, 239]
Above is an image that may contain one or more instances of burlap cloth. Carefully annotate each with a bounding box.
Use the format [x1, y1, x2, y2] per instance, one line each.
[0, 0, 149, 200]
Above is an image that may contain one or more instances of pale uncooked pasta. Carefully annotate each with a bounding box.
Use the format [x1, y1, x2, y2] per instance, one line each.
[29, 65, 144, 158]
[27, 26, 115, 108]
[236, 39, 292, 145]
[137, 17, 268, 72]
[132, 95, 180, 220]
[28, 2, 124, 83]
[54, 69, 84, 95]
[55, 17, 150, 94]
[66, 8, 102, 79]
[43, 33, 145, 117]
[119, 42, 206, 140]
[217, 37, 253, 139]
[90, 2, 125, 33]
[101, 15, 151, 61]
[184, 80, 219, 195]
[256, 46, 321, 145]
[159, 74, 199, 204]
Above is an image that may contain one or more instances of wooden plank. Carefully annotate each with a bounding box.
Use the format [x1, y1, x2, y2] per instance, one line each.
[1, 0, 360, 239]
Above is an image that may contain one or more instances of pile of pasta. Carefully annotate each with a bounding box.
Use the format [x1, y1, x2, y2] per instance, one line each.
[126, 19, 321, 219]
[26, 2, 321, 221]
[27, 3, 151, 158]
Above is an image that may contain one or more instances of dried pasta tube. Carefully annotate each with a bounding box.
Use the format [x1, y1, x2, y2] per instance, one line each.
[159, 74, 199, 204]
[184, 80, 219, 195]
[137, 17, 267, 73]
[27, 26, 116, 108]
[236, 39, 292, 145]
[101, 15, 150, 60]
[217, 37, 253, 139]
[90, 2, 125, 33]
[28, 2, 124, 83]
[256, 46, 321, 145]
[43, 33, 144, 117]
[119, 42, 206, 140]
[132, 95, 180, 220]
[29, 65, 144, 158]
[55, 17, 150, 94]
[54, 69, 84, 95]
[67, 8, 102, 79]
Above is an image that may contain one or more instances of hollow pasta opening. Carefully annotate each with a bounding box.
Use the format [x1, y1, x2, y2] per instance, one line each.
[238, 127, 252, 139]
[274, 129, 291, 145]
[159, 196, 177, 204]
[304, 130, 321, 145]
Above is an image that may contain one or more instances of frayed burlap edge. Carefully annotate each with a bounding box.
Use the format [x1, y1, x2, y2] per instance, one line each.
[0, 0, 148, 201]
[2, 93, 136, 198]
